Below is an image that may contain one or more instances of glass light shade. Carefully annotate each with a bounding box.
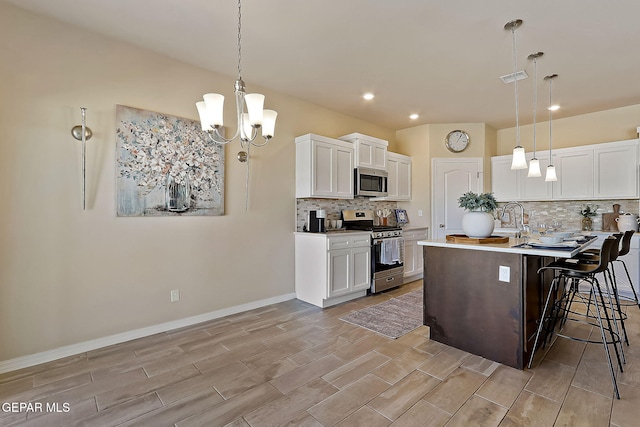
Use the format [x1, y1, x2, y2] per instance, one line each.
[545, 165, 558, 182]
[527, 158, 542, 177]
[195, 101, 213, 131]
[240, 113, 253, 141]
[244, 93, 265, 126]
[511, 146, 528, 170]
[262, 110, 277, 138]
[203, 93, 225, 126]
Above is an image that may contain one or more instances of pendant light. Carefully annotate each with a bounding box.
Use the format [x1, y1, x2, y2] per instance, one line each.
[527, 52, 544, 177]
[505, 19, 527, 170]
[545, 74, 558, 182]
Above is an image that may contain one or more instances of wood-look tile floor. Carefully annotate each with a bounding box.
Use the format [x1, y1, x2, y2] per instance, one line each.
[2, 280, 640, 426]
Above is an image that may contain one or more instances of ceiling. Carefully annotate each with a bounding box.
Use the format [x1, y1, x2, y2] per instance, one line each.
[5, 0, 640, 130]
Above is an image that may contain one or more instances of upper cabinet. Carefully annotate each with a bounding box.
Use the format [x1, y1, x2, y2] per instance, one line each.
[491, 152, 552, 201]
[491, 138, 639, 201]
[593, 141, 639, 199]
[553, 150, 594, 200]
[490, 156, 519, 201]
[339, 133, 388, 170]
[387, 152, 412, 201]
[296, 134, 354, 199]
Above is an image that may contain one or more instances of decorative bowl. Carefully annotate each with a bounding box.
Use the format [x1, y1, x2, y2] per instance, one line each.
[540, 236, 563, 244]
[552, 231, 573, 239]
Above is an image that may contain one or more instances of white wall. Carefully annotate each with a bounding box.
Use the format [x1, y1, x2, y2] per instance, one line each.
[0, 2, 394, 363]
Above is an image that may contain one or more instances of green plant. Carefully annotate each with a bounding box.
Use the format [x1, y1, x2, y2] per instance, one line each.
[457, 192, 498, 212]
[579, 204, 599, 217]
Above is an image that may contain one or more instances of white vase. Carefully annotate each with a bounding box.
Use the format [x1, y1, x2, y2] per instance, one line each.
[462, 211, 495, 238]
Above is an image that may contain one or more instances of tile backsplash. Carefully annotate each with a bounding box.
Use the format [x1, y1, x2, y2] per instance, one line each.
[296, 198, 639, 232]
[296, 198, 398, 231]
[498, 199, 639, 230]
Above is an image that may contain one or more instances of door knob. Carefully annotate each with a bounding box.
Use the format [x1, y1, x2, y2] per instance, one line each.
[439, 224, 445, 228]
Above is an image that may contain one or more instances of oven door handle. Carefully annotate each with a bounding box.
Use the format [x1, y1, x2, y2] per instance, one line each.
[373, 238, 404, 245]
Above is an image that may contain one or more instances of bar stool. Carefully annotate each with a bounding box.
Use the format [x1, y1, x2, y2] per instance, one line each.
[528, 236, 623, 399]
[613, 230, 640, 309]
[575, 232, 634, 345]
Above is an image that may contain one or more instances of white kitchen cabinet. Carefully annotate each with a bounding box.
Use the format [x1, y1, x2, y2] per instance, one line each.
[386, 152, 412, 201]
[295, 232, 371, 308]
[520, 153, 553, 200]
[403, 228, 428, 281]
[491, 156, 519, 201]
[295, 134, 354, 199]
[339, 133, 388, 170]
[491, 153, 552, 202]
[491, 138, 639, 201]
[593, 140, 638, 199]
[553, 149, 594, 200]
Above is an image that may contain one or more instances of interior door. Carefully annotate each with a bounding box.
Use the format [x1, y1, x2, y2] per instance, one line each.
[432, 158, 483, 239]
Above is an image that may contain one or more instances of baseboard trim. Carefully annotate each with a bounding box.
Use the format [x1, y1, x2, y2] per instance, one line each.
[0, 292, 297, 374]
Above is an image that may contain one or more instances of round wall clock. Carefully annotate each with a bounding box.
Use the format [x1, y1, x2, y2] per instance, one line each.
[445, 130, 470, 153]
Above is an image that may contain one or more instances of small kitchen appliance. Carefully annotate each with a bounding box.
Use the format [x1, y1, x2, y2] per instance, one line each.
[342, 209, 404, 293]
[616, 212, 640, 232]
[308, 209, 326, 233]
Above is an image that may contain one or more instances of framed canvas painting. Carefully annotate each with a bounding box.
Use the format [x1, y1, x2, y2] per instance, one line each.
[116, 105, 224, 216]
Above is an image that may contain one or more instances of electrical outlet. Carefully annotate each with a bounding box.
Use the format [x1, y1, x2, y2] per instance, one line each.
[418, 210, 423, 217]
[499, 266, 510, 282]
[170, 289, 180, 302]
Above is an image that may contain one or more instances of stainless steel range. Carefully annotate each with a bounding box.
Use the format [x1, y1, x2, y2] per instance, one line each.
[342, 210, 404, 293]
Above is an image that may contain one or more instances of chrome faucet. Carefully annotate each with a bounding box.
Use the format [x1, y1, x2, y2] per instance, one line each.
[500, 201, 525, 230]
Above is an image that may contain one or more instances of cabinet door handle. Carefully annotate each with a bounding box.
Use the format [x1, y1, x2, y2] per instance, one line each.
[386, 277, 395, 282]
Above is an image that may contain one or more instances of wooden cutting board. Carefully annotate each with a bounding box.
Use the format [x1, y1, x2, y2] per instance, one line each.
[446, 234, 510, 244]
[602, 203, 621, 231]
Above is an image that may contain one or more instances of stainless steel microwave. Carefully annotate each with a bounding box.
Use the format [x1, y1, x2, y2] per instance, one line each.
[354, 167, 388, 197]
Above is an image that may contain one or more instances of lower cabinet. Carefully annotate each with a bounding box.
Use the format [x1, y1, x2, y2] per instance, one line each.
[295, 232, 371, 308]
[403, 228, 429, 281]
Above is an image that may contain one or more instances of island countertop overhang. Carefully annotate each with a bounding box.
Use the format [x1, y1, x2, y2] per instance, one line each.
[418, 236, 596, 258]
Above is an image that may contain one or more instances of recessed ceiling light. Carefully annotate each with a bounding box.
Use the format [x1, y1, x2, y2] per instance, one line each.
[548, 105, 560, 111]
[363, 93, 375, 101]
[409, 114, 419, 120]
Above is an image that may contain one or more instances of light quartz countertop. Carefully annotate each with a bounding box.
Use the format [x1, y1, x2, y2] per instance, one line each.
[294, 230, 370, 236]
[418, 236, 598, 258]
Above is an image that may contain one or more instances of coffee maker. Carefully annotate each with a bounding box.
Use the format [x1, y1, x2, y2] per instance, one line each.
[308, 209, 326, 233]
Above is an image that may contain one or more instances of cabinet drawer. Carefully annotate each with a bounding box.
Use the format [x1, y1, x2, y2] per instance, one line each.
[403, 229, 428, 240]
[327, 234, 370, 250]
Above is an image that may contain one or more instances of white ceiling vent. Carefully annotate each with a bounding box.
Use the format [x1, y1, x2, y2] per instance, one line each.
[500, 71, 529, 84]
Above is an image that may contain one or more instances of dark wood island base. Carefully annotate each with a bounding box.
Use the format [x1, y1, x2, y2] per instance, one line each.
[422, 245, 554, 369]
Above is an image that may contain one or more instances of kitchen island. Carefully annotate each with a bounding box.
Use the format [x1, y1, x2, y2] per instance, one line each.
[418, 236, 596, 369]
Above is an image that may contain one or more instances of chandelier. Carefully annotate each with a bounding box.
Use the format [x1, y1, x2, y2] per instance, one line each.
[504, 19, 527, 170]
[196, 0, 277, 148]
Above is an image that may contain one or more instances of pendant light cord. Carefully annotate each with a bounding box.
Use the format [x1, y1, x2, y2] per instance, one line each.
[548, 78, 553, 157]
[532, 57, 538, 156]
[511, 27, 520, 146]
